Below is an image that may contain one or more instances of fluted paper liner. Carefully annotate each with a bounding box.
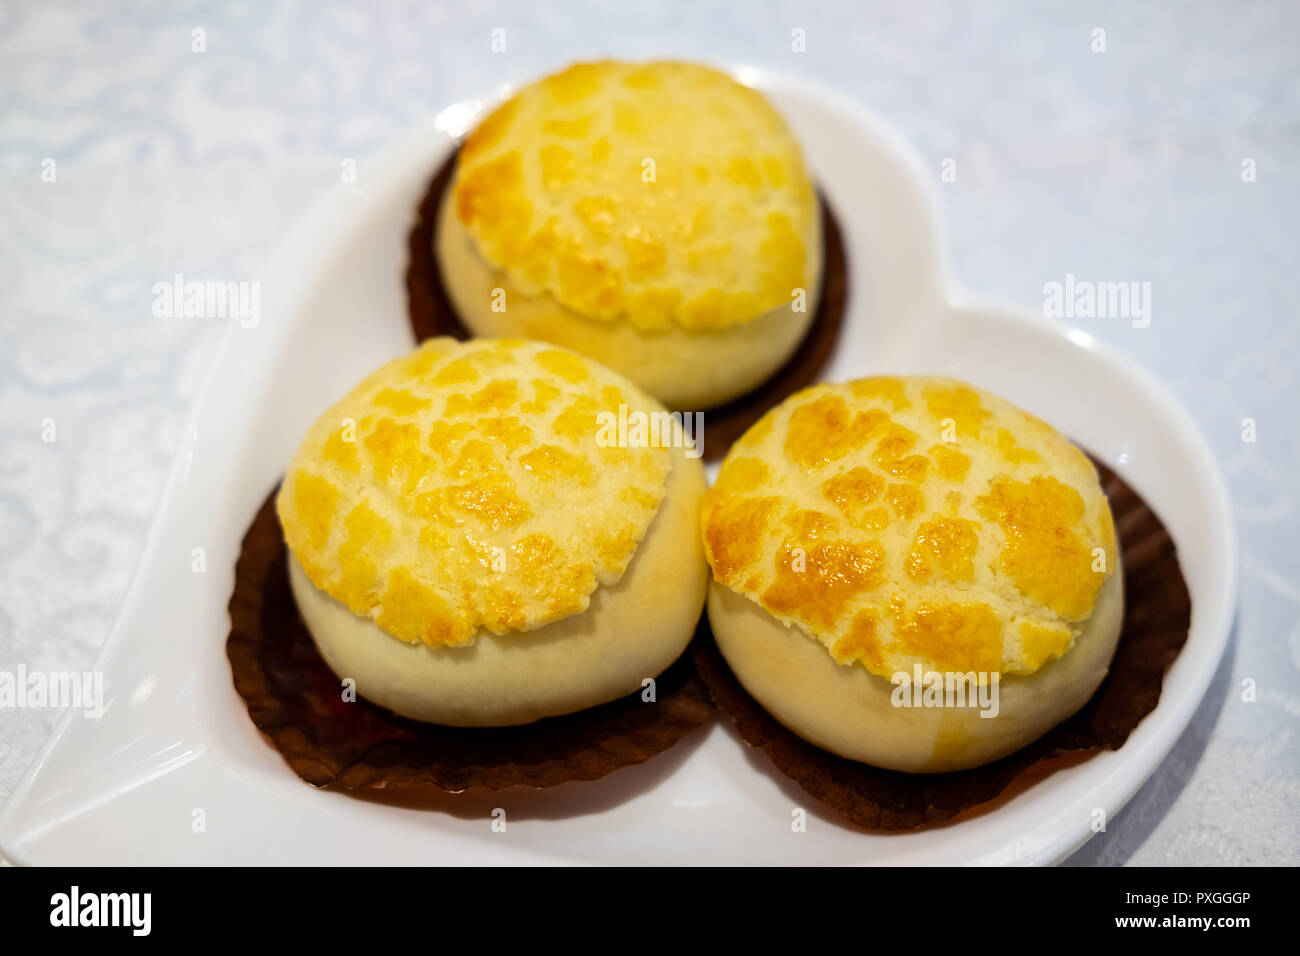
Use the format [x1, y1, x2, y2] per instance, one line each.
[692, 456, 1193, 830]
[227, 487, 712, 792]
[404, 149, 849, 461]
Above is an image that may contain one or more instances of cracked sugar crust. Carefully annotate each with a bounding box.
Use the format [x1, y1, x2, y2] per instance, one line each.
[453, 60, 819, 332]
[278, 338, 672, 647]
[701, 376, 1119, 679]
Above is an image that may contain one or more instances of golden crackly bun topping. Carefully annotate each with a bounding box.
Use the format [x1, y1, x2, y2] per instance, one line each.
[278, 338, 671, 647]
[702, 377, 1118, 678]
[453, 60, 818, 332]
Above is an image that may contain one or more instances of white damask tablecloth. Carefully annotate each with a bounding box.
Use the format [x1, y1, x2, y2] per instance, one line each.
[1, 0, 1296, 865]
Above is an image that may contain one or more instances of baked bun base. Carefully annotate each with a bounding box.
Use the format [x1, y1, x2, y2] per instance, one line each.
[708, 568, 1124, 774]
[435, 190, 821, 411]
[290, 442, 707, 727]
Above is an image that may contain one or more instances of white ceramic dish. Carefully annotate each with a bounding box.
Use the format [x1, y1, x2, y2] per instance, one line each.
[0, 67, 1236, 865]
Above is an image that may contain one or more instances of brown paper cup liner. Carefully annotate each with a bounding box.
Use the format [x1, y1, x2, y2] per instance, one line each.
[404, 148, 849, 461]
[692, 455, 1192, 831]
[226, 487, 714, 793]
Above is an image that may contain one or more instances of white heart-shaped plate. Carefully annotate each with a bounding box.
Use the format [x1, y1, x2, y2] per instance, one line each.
[0, 67, 1237, 865]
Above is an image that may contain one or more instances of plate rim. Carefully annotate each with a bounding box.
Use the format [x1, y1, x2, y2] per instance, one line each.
[0, 64, 1238, 867]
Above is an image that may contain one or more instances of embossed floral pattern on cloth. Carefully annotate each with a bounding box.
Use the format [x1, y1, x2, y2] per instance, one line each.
[1, 1, 1297, 864]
